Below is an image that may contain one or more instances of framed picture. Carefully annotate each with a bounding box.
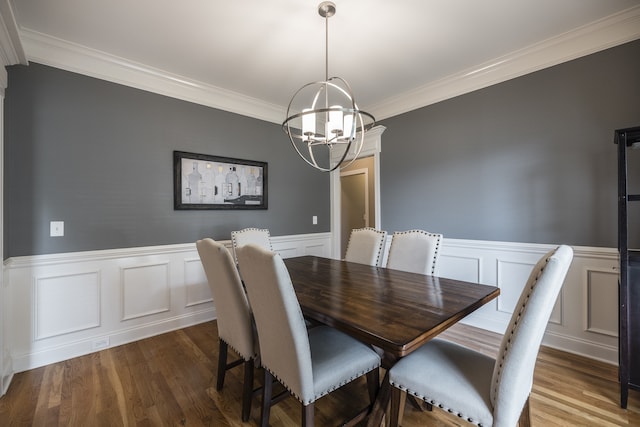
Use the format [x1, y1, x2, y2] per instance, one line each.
[174, 151, 267, 210]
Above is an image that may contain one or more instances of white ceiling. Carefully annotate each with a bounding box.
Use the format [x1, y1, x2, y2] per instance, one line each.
[7, 0, 640, 123]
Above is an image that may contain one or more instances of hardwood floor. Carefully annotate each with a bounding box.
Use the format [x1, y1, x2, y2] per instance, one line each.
[1, 321, 639, 426]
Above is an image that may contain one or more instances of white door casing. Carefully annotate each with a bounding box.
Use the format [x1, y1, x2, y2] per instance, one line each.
[330, 125, 385, 259]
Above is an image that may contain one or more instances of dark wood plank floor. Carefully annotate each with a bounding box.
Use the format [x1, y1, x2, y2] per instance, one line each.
[1, 321, 639, 426]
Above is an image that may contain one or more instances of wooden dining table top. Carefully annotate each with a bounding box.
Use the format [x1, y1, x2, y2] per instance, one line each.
[284, 255, 500, 360]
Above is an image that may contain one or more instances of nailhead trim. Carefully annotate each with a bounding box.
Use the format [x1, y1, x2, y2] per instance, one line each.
[231, 227, 273, 252]
[265, 363, 380, 406]
[221, 338, 258, 361]
[389, 382, 484, 426]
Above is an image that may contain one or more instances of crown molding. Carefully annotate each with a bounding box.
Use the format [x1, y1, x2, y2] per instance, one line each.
[370, 5, 640, 120]
[0, 0, 27, 91]
[16, 5, 640, 122]
[19, 29, 286, 124]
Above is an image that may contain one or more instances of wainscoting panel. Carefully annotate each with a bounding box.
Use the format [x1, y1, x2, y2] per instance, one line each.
[184, 257, 213, 308]
[2, 234, 620, 397]
[438, 254, 482, 283]
[301, 243, 328, 257]
[272, 234, 333, 258]
[584, 268, 619, 338]
[275, 247, 298, 259]
[549, 292, 563, 326]
[496, 258, 536, 315]
[34, 271, 101, 340]
[121, 263, 170, 321]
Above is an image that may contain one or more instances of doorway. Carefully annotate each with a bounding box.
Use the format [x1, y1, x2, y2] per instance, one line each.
[340, 168, 369, 256]
[330, 125, 385, 259]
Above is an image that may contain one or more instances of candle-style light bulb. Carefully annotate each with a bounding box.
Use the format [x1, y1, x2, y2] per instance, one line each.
[328, 105, 343, 136]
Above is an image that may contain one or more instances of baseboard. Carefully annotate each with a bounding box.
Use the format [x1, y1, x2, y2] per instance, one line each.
[12, 308, 216, 373]
[542, 330, 618, 365]
[107, 308, 216, 350]
[1, 354, 13, 396]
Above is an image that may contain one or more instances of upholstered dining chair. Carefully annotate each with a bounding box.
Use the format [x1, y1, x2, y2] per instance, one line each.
[385, 229, 443, 275]
[236, 244, 382, 427]
[231, 227, 273, 263]
[344, 227, 388, 267]
[388, 245, 573, 427]
[195, 238, 258, 422]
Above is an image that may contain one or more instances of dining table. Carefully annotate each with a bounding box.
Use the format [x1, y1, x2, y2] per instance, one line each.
[284, 255, 500, 427]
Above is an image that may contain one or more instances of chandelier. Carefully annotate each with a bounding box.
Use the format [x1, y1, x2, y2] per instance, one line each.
[282, 1, 376, 172]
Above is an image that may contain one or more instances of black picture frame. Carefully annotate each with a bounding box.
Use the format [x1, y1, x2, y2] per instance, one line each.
[174, 151, 268, 210]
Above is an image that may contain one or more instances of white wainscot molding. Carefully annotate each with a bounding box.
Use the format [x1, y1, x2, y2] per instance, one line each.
[2, 233, 618, 396]
[3, 232, 332, 377]
[435, 239, 619, 365]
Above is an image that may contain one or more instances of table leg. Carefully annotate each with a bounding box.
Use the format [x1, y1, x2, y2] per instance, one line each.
[398, 390, 407, 425]
[366, 370, 391, 427]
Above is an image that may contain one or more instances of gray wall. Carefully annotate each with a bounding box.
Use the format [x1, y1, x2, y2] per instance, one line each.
[5, 39, 640, 257]
[4, 63, 330, 258]
[379, 39, 640, 248]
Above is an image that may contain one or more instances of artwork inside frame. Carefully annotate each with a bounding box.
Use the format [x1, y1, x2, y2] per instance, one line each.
[174, 151, 268, 210]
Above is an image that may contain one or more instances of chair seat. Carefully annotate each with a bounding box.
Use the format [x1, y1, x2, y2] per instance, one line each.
[389, 338, 495, 426]
[309, 326, 381, 402]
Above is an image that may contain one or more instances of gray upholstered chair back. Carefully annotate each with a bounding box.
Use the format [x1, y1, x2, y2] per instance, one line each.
[490, 244, 573, 426]
[386, 229, 443, 275]
[344, 227, 388, 267]
[231, 227, 273, 262]
[196, 238, 256, 361]
[236, 244, 315, 403]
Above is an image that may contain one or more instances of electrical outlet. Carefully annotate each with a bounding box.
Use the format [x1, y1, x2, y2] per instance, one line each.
[50, 221, 64, 237]
[92, 337, 110, 350]
[313, 215, 318, 225]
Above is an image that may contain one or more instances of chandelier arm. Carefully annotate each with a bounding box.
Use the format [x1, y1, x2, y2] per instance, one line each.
[283, 114, 334, 173]
[288, 129, 332, 172]
[284, 125, 312, 165]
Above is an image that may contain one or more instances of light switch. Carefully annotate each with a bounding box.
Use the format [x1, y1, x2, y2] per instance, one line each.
[50, 221, 64, 237]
